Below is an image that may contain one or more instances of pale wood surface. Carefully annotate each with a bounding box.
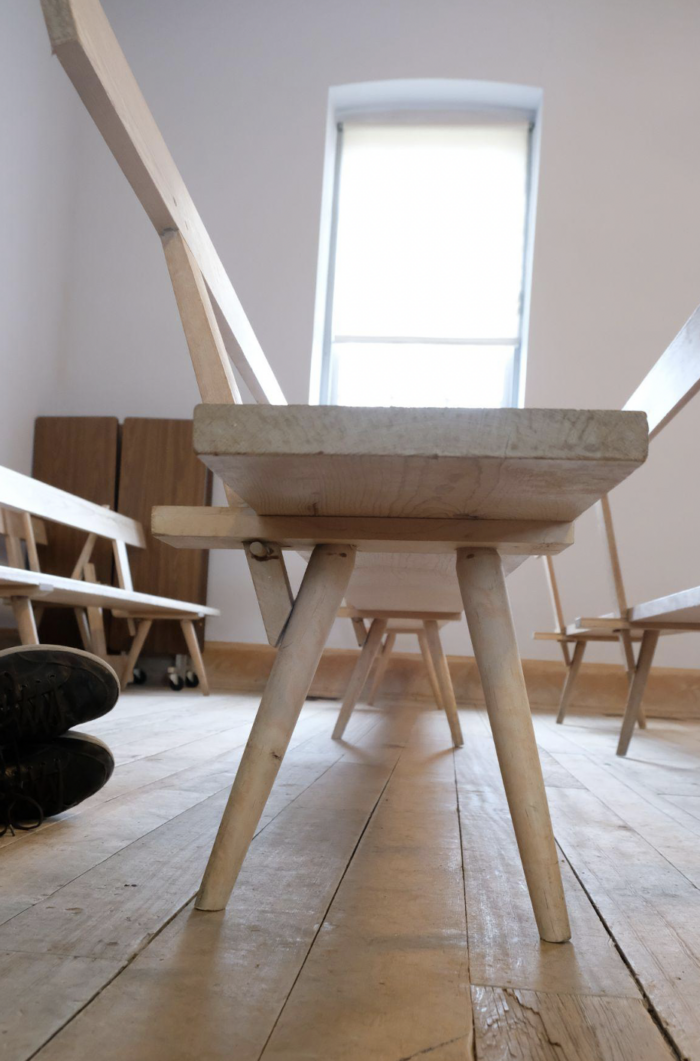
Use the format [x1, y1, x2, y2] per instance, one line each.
[181, 619, 210, 695]
[542, 554, 571, 665]
[332, 617, 388, 740]
[162, 229, 243, 405]
[0, 511, 47, 544]
[244, 541, 293, 646]
[3, 693, 695, 1061]
[423, 619, 464, 747]
[152, 505, 575, 555]
[0, 565, 218, 617]
[418, 629, 444, 709]
[366, 630, 395, 705]
[457, 549, 570, 942]
[120, 618, 152, 690]
[628, 585, 700, 624]
[556, 639, 586, 723]
[12, 597, 39, 644]
[624, 301, 700, 440]
[197, 545, 356, 910]
[472, 988, 674, 1060]
[41, 0, 284, 405]
[194, 406, 647, 520]
[0, 465, 145, 546]
[596, 494, 629, 615]
[617, 628, 660, 756]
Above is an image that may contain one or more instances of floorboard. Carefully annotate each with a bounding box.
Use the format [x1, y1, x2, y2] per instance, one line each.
[0, 690, 697, 1060]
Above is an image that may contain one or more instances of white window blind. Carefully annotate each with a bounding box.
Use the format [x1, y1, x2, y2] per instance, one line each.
[326, 120, 532, 407]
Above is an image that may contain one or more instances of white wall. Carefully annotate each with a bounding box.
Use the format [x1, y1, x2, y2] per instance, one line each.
[0, 1, 80, 473]
[7, 0, 700, 666]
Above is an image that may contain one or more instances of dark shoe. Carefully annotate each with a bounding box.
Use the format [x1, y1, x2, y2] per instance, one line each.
[0, 733, 115, 834]
[0, 645, 119, 743]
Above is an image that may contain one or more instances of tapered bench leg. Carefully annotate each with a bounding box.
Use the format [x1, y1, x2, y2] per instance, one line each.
[556, 640, 586, 724]
[367, 631, 396, 706]
[617, 629, 659, 757]
[456, 548, 571, 943]
[181, 619, 210, 696]
[12, 598, 39, 645]
[418, 630, 443, 710]
[332, 618, 387, 740]
[619, 630, 646, 728]
[423, 620, 463, 747]
[196, 544, 355, 912]
[120, 619, 152, 691]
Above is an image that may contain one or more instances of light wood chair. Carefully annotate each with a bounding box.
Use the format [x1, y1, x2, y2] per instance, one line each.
[0, 466, 217, 692]
[338, 606, 462, 740]
[533, 304, 700, 755]
[42, 0, 649, 942]
[534, 510, 648, 727]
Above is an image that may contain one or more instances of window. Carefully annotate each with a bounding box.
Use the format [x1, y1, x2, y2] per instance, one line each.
[314, 102, 536, 409]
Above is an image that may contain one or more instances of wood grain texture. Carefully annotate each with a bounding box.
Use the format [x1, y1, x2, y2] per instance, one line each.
[544, 778, 700, 1061]
[194, 406, 648, 520]
[261, 737, 473, 1061]
[196, 545, 356, 910]
[1, 694, 694, 1061]
[32, 417, 120, 574]
[24, 702, 412, 1061]
[458, 550, 570, 942]
[629, 585, 700, 624]
[32, 417, 119, 646]
[0, 566, 217, 617]
[161, 229, 242, 405]
[112, 418, 212, 654]
[152, 505, 574, 555]
[40, 0, 285, 405]
[624, 301, 700, 441]
[472, 988, 674, 1060]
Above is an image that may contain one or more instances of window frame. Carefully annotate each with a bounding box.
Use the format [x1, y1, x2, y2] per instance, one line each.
[309, 80, 542, 409]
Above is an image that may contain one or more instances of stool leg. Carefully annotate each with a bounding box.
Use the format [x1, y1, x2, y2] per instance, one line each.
[456, 549, 571, 943]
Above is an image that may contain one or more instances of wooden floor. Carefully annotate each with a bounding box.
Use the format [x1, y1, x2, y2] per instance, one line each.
[2, 689, 699, 1061]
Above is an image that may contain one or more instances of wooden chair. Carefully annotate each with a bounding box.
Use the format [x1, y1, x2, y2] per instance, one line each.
[533, 304, 700, 755]
[534, 511, 648, 727]
[42, 0, 649, 942]
[338, 606, 462, 739]
[0, 465, 217, 692]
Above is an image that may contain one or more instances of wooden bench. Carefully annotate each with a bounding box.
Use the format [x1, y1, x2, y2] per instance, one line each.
[534, 303, 700, 755]
[43, 0, 649, 944]
[338, 606, 463, 742]
[0, 465, 218, 693]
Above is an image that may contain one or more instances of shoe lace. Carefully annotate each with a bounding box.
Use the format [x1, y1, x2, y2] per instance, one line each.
[0, 671, 67, 741]
[0, 743, 64, 837]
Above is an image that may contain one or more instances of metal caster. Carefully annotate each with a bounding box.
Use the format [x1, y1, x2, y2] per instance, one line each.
[185, 669, 199, 688]
[168, 672, 185, 691]
[132, 667, 147, 686]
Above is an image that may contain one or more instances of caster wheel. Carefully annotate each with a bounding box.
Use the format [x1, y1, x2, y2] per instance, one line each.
[132, 667, 147, 686]
[185, 670, 200, 688]
[168, 673, 185, 691]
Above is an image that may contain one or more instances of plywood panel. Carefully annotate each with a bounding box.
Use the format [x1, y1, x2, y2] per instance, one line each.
[112, 419, 212, 654]
[32, 416, 119, 647]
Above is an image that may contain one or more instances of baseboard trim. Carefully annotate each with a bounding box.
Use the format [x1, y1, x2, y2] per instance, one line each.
[203, 641, 700, 719]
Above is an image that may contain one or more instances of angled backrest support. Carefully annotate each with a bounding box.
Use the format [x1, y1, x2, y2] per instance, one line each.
[40, 0, 285, 408]
[624, 304, 700, 440]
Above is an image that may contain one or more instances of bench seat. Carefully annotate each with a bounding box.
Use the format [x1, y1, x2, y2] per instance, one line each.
[0, 565, 217, 619]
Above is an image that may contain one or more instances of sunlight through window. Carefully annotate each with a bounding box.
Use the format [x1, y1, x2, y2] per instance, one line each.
[325, 121, 532, 407]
